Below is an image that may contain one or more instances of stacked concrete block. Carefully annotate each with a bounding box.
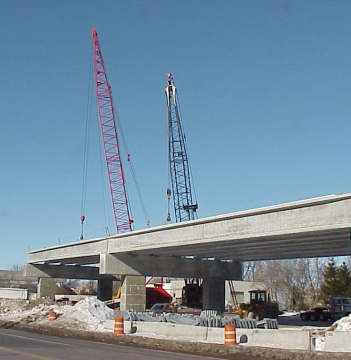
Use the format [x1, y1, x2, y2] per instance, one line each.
[120, 276, 146, 311]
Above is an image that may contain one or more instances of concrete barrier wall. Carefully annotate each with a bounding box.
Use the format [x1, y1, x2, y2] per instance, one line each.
[0, 288, 28, 300]
[248, 328, 310, 350]
[323, 331, 351, 352]
[103, 320, 311, 349]
[105, 320, 351, 352]
[104, 320, 223, 342]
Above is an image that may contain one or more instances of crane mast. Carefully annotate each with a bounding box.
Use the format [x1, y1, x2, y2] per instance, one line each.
[165, 74, 198, 222]
[92, 28, 133, 234]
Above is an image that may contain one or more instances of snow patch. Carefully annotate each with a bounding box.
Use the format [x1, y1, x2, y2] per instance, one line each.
[0, 297, 114, 331]
[332, 314, 351, 331]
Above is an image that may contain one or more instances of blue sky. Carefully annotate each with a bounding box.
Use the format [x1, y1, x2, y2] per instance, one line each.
[1, 1, 351, 269]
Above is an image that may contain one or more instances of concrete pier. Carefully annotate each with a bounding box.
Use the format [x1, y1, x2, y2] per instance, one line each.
[202, 279, 226, 313]
[37, 278, 55, 299]
[120, 276, 146, 311]
[97, 278, 113, 301]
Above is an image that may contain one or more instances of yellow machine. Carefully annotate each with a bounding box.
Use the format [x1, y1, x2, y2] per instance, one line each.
[236, 290, 279, 320]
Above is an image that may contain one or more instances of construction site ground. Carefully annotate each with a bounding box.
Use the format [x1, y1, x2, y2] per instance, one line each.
[0, 298, 350, 360]
[0, 320, 348, 360]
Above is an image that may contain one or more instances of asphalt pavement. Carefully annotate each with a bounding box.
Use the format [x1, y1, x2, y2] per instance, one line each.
[278, 315, 334, 328]
[0, 328, 223, 360]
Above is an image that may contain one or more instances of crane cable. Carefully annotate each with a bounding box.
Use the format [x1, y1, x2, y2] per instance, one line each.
[81, 43, 150, 234]
[83, 43, 113, 238]
[79, 45, 94, 240]
[113, 105, 151, 227]
[176, 94, 198, 209]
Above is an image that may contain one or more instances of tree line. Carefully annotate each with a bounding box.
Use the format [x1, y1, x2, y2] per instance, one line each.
[243, 257, 351, 310]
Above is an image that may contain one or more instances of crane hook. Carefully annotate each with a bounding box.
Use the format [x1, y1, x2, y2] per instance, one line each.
[166, 189, 172, 222]
[80, 215, 85, 240]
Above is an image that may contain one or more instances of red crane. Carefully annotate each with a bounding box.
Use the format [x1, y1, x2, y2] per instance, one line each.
[92, 28, 133, 234]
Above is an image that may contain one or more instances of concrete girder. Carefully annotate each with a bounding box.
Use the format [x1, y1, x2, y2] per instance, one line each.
[27, 193, 351, 265]
[100, 253, 242, 280]
[144, 229, 350, 261]
[23, 263, 120, 281]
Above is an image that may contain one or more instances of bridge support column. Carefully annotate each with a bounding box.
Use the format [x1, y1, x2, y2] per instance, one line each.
[37, 277, 55, 299]
[97, 278, 114, 301]
[202, 279, 225, 313]
[120, 276, 146, 311]
[202, 261, 242, 314]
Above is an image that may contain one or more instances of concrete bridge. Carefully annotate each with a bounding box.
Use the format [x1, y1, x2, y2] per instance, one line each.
[24, 193, 351, 312]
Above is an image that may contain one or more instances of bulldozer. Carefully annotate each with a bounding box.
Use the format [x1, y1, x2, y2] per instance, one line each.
[236, 290, 280, 320]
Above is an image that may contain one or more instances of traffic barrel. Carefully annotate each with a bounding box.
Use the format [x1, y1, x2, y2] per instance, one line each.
[224, 324, 237, 345]
[49, 311, 57, 322]
[113, 316, 124, 335]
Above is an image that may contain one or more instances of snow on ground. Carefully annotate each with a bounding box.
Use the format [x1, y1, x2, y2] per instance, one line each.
[0, 297, 114, 331]
[332, 314, 351, 331]
[278, 311, 300, 318]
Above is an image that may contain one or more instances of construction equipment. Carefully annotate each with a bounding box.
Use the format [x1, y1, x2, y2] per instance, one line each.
[92, 28, 133, 234]
[300, 296, 351, 321]
[237, 290, 280, 320]
[165, 74, 203, 307]
[165, 74, 198, 223]
[182, 279, 203, 309]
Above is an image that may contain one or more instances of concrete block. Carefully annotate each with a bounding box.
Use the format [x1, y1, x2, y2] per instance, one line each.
[122, 285, 145, 295]
[0, 288, 28, 300]
[248, 328, 310, 350]
[103, 320, 310, 349]
[323, 331, 351, 351]
[205, 327, 224, 343]
[120, 276, 146, 311]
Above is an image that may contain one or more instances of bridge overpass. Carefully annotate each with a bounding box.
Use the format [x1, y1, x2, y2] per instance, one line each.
[24, 193, 351, 311]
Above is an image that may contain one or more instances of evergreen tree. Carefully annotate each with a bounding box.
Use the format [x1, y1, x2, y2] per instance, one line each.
[337, 262, 351, 297]
[320, 259, 340, 304]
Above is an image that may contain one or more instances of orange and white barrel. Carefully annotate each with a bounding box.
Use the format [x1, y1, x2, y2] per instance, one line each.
[49, 311, 57, 322]
[224, 324, 237, 345]
[113, 316, 124, 335]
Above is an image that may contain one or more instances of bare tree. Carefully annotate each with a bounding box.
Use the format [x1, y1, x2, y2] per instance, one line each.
[243, 257, 328, 310]
[8, 263, 23, 271]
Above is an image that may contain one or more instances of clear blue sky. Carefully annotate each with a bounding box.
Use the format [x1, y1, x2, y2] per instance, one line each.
[1, 1, 351, 269]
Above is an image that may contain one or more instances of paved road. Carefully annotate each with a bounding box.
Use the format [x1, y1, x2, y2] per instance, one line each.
[0, 328, 222, 360]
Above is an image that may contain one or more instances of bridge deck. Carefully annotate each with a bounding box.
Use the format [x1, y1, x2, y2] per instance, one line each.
[28, 193, 351, 265]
